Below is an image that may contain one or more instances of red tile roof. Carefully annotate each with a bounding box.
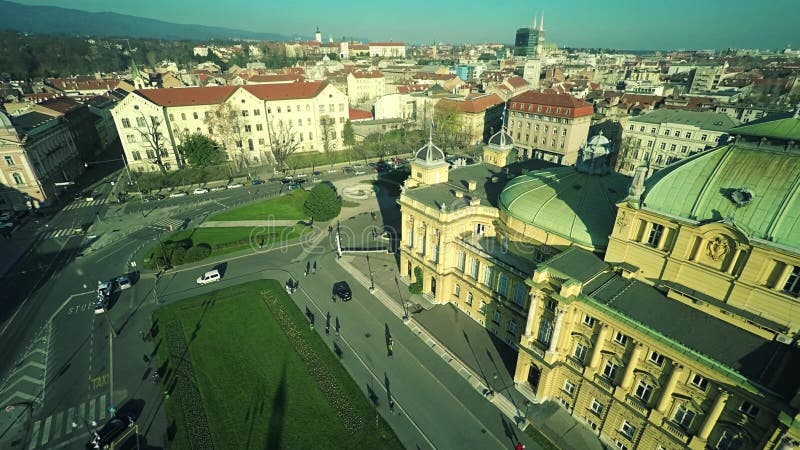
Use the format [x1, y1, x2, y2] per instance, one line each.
[369, 42, 406, 46]
[436, 94, 503, 114]
[136, 86, 238, 107]
[509, 90, 593, 118]
[243, 81, 328, 101]
[351, 70, 384, 79]
[396, 84, 429, 94]
[47, 77, 120, 92]
[505, 76, 529, 89]
[247, 74, 305, 83]
[349, 108, 373, 121]
[35, 96, 83, 114]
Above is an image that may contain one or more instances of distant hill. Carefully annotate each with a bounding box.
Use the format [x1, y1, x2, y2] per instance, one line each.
[0, 0, 289, 41]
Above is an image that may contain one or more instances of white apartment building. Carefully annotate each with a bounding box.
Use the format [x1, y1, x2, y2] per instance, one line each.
[369, 42, 407, 58]
[346, 71, 386, 105]
[111, 82, 349, 172]
[619, 109, 739, 175]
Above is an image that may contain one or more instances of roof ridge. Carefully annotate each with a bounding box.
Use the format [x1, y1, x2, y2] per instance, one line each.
[688, 146, 736, 219]
[765, 158, 800, 240]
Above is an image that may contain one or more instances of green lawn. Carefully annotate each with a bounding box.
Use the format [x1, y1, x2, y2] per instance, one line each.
[208, 190, 309, 221]
[152, 280, 403, 450]
[168, 225, 307, 255]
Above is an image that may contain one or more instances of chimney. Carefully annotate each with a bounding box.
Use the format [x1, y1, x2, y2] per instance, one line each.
[467, 180, 477, 191]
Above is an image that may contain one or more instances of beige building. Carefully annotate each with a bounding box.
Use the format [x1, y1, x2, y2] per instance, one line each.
[368, 42, 406, 58]
[346, 71, 386, 106]
[0, 111, 82, 210]
[397, 113, 800, 450]
[508, 90, 594, 165]
[111, 82, 349, 172]
[435, 94, 504, 146]
[619, 109, 739, 175]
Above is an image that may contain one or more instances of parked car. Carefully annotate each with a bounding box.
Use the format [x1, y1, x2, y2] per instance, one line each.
[280, 177, 294, 184]
[196, 269, 221, 285]
[142, 194, 165, 202]
[327, 168, 338, 173]
[94, 295, 109, 315]
[342, 167, 355, 174]
[0, 222, 14, 230]
[116, 275, 132, 290]
[193, 188, 209, 195]
[210, 186, 227, 192]
[332, 281, 352, 302]
[312, 171, 322, 176]
[286, 183, 301, 191]
[354, 169, 367, 175]
[251, 179, 265, 186]
[227, 183, 244, 189]
[312, 177, 322, 183]
[169, 191, 188, 198]
[97, 280, 112, 297]
[86, 417, 130, 449]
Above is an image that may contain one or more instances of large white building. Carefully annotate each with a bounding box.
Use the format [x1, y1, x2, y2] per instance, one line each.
[369, 42, 407, 58]
[346, 71, 386, 106]
[111, 82, 349, 172]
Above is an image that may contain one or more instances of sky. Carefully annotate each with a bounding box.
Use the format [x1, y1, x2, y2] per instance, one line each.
[12, 0, 800, 50]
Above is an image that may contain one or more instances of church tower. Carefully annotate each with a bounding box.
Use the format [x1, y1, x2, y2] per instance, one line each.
[315, 26, 322, 43]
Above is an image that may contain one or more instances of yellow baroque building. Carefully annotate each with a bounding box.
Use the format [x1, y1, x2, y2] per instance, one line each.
[398, 114, 800, 450]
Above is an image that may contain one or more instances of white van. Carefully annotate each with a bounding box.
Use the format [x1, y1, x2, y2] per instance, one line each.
[196, 269, 221, 285]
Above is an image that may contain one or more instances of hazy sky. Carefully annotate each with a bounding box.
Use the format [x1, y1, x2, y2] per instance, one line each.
[13, 0, 800, 50]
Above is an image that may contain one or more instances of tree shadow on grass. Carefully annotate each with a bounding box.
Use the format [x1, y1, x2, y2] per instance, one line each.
[265, 362, 288, 450]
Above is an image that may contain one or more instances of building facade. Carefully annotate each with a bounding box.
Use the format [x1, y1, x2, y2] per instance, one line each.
[619, 109, 739, 175]
[0, 111, 82, 210]
[397, 113, 800, 450]
[508, 90, 594, 165]
[368, 42, 407, 58]
[435, 94, 505, 146]
[111, 82, 348, 172]
[346, 71, 386, 105]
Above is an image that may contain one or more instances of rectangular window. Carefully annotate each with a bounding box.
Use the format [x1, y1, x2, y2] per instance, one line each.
[574, 342, 587, 361]
[563, 380, 575, 396]
[659, 142, 666, 150]
[131, 151, 141, 161]
[512, 283, 526, 307]
[615, 441, 629, 450]
[681, 145, 688, 153]
[498, 273, 509, 297]
[244, 125, 252, 132]
[739, 401, 759, 418]
[193, 112, 199, 119]
[453, 283, 461, 297]
[546, 298, 557, 312]
[479, 301, 486, 315]
[783, 265, 800, 296]
[650, 127, 656, 134]
[469, 258, 480, 279]
[329, 104, 334, 113]
[254, 109, 261, 116]
[277, 107, 282, 113]
[701, 134, 708, 141]
[590, 399, 604, 416]
[121, 118, 131, 128]
[286, 106, 291, 113]
[673, 404, 696, 428]
[639, 126, 645, 132]
[635, 381, 653, 402]
[4, 156, 14, 165]
[691, 374, 709, 391]
[456, 251, 466, 272]
[180, 113, 186, 121]
[256, 124, 263, 131]
[339, 103, 345, 112]
[136, 117, 147, 127]
[620, 421, 636, 439]
[685, 132, 692, 139]
[669, 144, 677, 151]
[664, 129, 670, 136]
[482, 266, 494, 289]
[603, 361, 618, 380]
[169, 114, 175, 121]
[507, 320, 517, 334]
[649, 351, 665, 366]
[673, 130, 680, 137]
[258, 138, 265, 145]
[582, 315, 595, 327]
[475, 223, 485, 235]
[614, 332, 628, 346]
[647, 223, 664, 247]
[466, 292, 473, 306]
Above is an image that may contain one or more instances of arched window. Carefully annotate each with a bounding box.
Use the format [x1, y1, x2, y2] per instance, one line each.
[12, 173, 23, 185]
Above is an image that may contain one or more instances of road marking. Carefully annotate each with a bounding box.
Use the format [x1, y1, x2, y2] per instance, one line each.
[78, 402, 85, 422]
[27, 419, 40, 450]
[98, 393, 107, 420]
[88, 398, 96, 422]
[48, 291, 94, 321]
[109, 331, 114, 407]
[66, 406, 74, 435]
[40, 415, 52, 446]
[52, 410, 63, 440]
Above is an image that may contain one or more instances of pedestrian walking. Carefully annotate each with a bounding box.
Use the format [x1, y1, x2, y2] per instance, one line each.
[335, 317, 340, 336]
[139, 330, 145, 341]
[312, 261, 317, 274]
[389, 398, 395, 413]
[515, 442, 525, 450]
[152, 371, 160, 383]
[305, 261, 310, 276]
[387, 337, 394, 358]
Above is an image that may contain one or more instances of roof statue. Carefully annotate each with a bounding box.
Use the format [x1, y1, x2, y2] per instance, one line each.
[577, 131, 613, 176]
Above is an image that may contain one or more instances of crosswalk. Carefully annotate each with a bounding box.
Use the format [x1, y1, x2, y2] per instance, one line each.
[147, 217, 185, 231]
[28, 393, 113, 449]
[63, 199, 106, 211]
[40, 227, 85, 240]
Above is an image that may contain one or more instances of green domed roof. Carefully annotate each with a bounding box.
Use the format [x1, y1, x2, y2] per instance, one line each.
[642, 143, 800, 249]
[499, 167, 631, 249]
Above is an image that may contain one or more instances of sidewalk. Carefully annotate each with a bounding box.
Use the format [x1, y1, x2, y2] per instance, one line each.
[198, 219, 301, 228]
[339, 252, 605, 450]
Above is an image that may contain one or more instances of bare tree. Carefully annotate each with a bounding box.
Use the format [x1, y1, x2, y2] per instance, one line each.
[135, 113, 173, 174]
[614, 136, 637, 173]
[204, 102, 247, 169]
[321, 115, 338, 171]
[434, 102, 465, 152]
[267, 118, 301, 173]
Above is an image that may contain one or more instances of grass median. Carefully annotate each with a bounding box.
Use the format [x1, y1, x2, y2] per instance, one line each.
[152, 279, 403, 450]
[208, 190, 309, 221]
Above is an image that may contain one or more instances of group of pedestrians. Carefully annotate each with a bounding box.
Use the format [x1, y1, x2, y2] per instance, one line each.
[305, 260, 317, 276]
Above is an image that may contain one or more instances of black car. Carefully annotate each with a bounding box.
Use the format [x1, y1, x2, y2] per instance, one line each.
[332, 281, 352, 302]
[86, 417, 130, 449]
[252, 179, 266, 186]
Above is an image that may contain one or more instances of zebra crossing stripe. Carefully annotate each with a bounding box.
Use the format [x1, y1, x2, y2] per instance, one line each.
[52, 411, 63, 441]
[40, 415, 52, 446]
[78, 402, 85, 422]
[98, 393, 107, 420]
[66, 406, 74, 435]
[88, 397, 96, 422]
[27, 420, 41, 450]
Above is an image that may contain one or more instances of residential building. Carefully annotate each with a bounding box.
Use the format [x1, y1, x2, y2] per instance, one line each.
[619, 109, 739, 175]
[32, 97, 102, 159]
[111, 82, 348, 172]
[397, 114, 800, 450]
[85, 94, 121, 151]
[369, 42, 406, 58]
[346, 71, 386, 106]
[689, 64, 727, 94]
[0, 111, 82, 210]
[435, 94, 504, 146]
[507, 90, 594, 165]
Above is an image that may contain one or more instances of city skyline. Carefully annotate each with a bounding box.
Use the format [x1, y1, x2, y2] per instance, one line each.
[11, 0, 800, 50]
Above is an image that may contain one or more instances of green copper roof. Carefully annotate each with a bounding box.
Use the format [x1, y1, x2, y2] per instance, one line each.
[499, 167, 631, 250]
[629, 109, 739, 131]
[729, 115, 800, 141]
[642, 143, 800, 249]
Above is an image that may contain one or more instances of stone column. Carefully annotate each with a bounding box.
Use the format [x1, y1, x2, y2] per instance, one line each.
[773, 264, 794, 291]
[656, 363, 684, 414]
[547, 308, 566, 354]
[726, 247, 743, 275]
[698, 389, 729, 441]
[523, 291, 540, 337]
[620, 344, 644, 391]
[657, 226, 669, 250]
[588, 325, 611, 371]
